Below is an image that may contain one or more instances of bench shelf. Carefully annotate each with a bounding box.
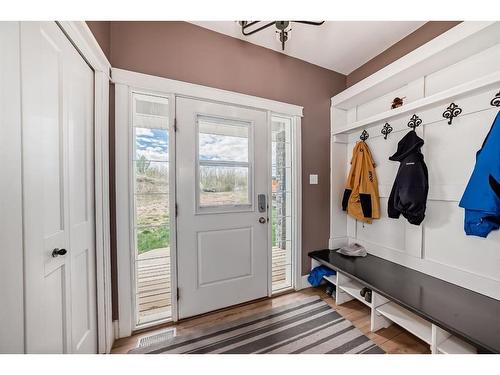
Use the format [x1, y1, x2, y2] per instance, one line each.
[438, 335, 477, 354]
[376, 302, 432, 344]
[309, 249, 496, 353]
[338, 279, 372, 308]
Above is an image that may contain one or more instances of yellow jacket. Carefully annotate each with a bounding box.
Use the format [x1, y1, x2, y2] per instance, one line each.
[342, 141, 380, 223]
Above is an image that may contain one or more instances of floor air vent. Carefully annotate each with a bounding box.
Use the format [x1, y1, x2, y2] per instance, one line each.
[137, 328, 176, 348]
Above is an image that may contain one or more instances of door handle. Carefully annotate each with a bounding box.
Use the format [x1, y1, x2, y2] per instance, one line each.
[52, 248, 68, 258]
[258, 194, 266, 213]
[258, 217, 266, 224]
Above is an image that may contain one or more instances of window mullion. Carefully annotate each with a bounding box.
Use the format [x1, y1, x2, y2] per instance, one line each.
[199, 160, 250, 168]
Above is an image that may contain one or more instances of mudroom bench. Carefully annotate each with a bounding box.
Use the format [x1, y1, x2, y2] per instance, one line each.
[309, 249, 500, 354]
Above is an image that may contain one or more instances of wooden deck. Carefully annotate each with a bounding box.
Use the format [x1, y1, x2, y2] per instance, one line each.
[137, 247, 289, 324]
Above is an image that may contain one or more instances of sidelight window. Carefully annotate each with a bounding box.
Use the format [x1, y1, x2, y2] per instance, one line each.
[271, 115, 294, 293]
[132, 93, 172, 326]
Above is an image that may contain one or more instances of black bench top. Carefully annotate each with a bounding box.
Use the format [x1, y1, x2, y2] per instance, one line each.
[309, 249, 500, 353]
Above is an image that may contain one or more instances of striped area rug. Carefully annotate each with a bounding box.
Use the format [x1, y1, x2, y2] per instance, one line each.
[130, 296, 384, 354]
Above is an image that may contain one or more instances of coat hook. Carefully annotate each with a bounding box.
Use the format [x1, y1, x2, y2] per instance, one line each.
[442, 102, 462, 125]
[360, 129, 369, 141]
[381, 123, 393, 140]
[407, 114, 422, 131]
[491, 91, 500, 107]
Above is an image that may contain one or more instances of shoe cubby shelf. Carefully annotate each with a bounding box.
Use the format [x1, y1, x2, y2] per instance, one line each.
[322, 275, 337, 286]
[311, 257, 477, 354]
[337, 272, 478, 353]
[437, 335, 477, 354]
[376, 302, 432, 344]
[334, 270, 478, 354]
[338, 279, 372, 308]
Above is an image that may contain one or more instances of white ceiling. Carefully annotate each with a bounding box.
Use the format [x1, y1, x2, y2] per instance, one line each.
[189, 21, 426, 74]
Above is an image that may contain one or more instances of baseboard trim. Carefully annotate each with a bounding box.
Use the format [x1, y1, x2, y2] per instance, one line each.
[296, 275, 312, 290]
[113, 320, 119, 341]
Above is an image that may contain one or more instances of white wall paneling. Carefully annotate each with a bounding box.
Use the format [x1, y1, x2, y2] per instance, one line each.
[329, 21, 500, 303]
[0, 22, 25, 353]
[332, 22, 500, 110]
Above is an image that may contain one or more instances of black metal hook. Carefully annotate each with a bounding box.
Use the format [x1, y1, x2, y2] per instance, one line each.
[491, 91, 500, 107]
[360, 130, 369, 141]
[407, 114, 422, 131]
[381, 123, 393, 140]
[442, 102, 462, 125]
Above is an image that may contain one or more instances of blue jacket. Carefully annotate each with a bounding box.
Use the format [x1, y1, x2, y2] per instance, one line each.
[307, 266, 336, 287]
[459, 111, 500, 237]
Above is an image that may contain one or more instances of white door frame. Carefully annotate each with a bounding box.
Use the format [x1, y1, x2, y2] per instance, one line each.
[113, 68, 303, 338]
[56, 21, 113, 353]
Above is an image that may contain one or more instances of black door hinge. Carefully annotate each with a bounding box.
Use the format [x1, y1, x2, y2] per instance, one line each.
[177, 287, 180, 301]
[173, 118, 177, 132]
[175, 203, 178, 217]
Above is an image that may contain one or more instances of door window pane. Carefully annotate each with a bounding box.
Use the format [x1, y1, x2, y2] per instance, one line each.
[199, 165, 249, 206]
[197, 116, 252, 209]
[199, 118, 249, 162]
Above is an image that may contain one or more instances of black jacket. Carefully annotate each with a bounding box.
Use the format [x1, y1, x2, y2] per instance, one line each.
[388, 131, 429, 225]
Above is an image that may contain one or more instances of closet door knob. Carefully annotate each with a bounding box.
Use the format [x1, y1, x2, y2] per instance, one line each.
[52, 248, 68, 258]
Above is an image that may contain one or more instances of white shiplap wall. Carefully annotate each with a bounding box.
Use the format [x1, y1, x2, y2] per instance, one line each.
[330, 22, 500, 300]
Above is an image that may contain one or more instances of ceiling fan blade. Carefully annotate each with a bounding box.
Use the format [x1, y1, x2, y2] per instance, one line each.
[241, 21, 275, 36]
[293, 21, 325, 26]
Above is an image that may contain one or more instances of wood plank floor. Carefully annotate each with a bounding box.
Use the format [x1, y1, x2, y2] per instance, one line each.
[137, 247, 290, 323]
[112, 286, 431, 354]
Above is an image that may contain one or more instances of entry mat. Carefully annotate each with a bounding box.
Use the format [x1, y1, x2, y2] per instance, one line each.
[129, 296, 384, 354]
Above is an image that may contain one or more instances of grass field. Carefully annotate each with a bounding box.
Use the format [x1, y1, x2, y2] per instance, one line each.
[135, 161, 283, 254]
[136, 196, 280, 254]
[137, 226, 170, 254]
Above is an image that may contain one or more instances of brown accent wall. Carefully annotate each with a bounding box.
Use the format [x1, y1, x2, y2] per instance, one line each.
[87, 21, 346, 319]
[86, 21, 111, 60]
[347, 21, 462, 87]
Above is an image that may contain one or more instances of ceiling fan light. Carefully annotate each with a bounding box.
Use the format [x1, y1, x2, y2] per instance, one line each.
[275, 21, 290, 30]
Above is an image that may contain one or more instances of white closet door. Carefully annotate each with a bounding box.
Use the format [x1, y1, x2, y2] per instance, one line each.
[21, 21, 97, 353]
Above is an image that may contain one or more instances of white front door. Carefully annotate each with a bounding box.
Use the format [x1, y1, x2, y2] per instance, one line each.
[176, 97, 269, 319]
[21, 21, 97, 353]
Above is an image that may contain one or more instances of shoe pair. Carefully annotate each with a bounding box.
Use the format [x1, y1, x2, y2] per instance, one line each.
[360, 287, 372, 303]
[326, 285, 335, 296]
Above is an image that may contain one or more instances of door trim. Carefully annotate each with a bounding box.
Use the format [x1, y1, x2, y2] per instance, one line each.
[114, 69, 303, 338]
[112, 68, 303, 117]
[57, 21, 113, 353]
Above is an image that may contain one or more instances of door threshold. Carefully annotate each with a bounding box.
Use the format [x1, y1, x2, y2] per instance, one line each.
[129, 291, 297, 338]
[133, 318, 174, 335]
[177, 291, 297, 324]
[271, 287, 295, 298]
